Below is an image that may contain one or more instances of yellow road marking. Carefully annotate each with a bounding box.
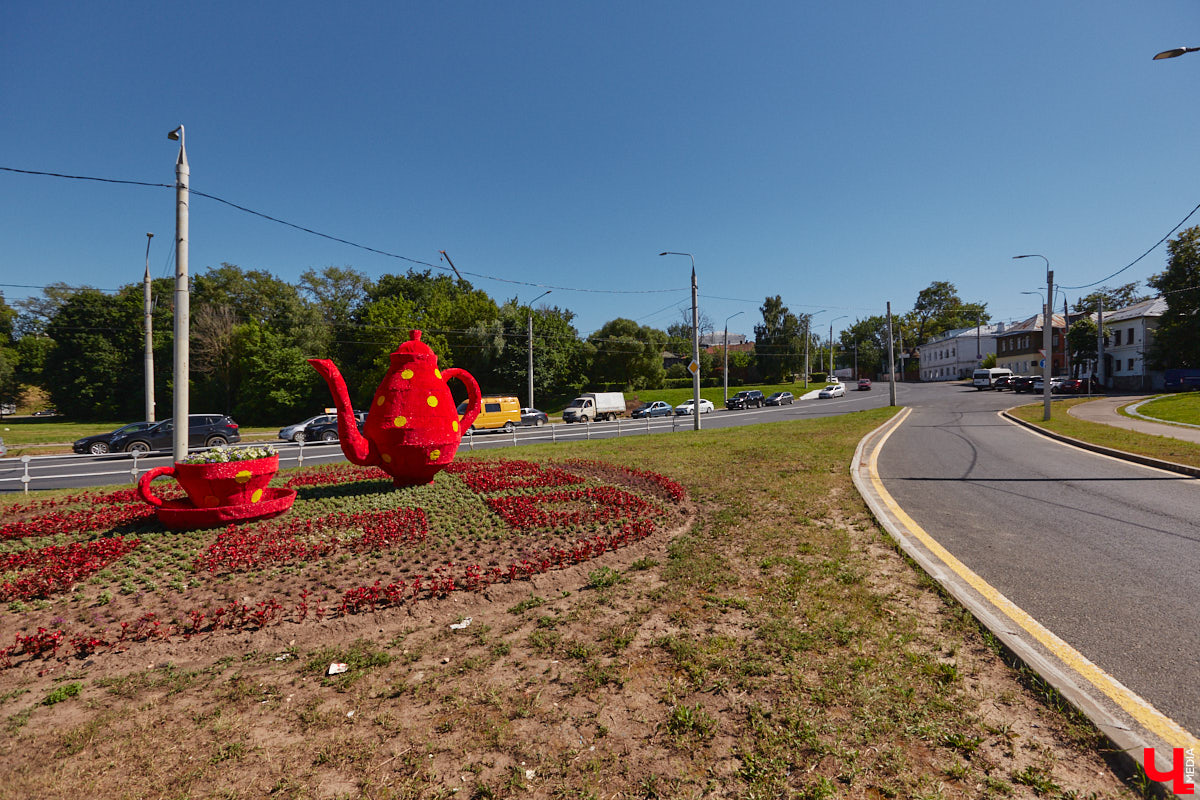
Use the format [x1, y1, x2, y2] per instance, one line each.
[867, 407, 1200, 751]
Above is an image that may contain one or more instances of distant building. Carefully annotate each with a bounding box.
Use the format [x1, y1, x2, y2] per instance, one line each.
[995, 314, 1066, 376]
[1100, 297, 1167, 391]
[700, 332, 747, 348]
[918, 324, 999, 381]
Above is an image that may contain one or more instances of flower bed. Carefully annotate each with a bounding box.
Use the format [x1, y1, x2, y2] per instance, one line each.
[0, 457, 687, 670]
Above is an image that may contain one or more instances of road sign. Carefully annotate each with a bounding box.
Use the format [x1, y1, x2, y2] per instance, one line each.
[687, 360, 699, 375]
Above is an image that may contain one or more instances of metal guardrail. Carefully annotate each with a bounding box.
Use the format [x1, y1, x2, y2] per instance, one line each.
[0, 416, 699, 493]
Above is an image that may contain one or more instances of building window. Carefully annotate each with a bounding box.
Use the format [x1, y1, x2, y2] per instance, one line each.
[1113, 329, 1121, 345]
[1128, 358, 1135, 371]
[1128, 327, 1134, 343]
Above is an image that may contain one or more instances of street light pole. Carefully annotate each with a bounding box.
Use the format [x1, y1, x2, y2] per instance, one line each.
[829, 315, 847, 378]
[723, 311, 744, 405]
[886, 302, 897, 406]
[660, 252, 701, 431]
[168, 125, 189, 462]
[1014, 254, 1053, 421]
[143, 232, 155, 423]
[527, 290, 551, 409]
[805, 310, 825, 390]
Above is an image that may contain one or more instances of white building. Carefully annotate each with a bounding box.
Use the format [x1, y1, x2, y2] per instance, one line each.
[919, 324, 999, 382]
[1102, 297, 1167, 391]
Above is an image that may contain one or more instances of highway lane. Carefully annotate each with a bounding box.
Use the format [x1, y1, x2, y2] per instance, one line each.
[875, 384, 1200, 737]
[0, 383, 907, 493]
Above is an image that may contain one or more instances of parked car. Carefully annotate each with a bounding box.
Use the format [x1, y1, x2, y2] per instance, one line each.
[632, 401, 674, 418]
[32, 408, 58, 417]
[1032, 376, 1066, 393]
[857, 378, 872, 391]
[73, 421, 156, 455]
[765, 392, 795, 406]
[520, 408, 549, 426]
[675, 398, 715, 415]
[279, 414, 336, 442]
[1056, 377, 1092, 394]
[110, 414, 241, 453]
[725, 390, 765, 410]
[993, 375, 1016, 391]
[304, 412, 367, 442]
[818, 384, 846, 399]
[1011, 375, 1038, 393]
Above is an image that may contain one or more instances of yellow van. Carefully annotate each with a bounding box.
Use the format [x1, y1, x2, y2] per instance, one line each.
[460, 395, 521, 433]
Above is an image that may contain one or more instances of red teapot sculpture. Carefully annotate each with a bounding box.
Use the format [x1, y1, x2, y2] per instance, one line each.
[308, 330, 482, 486]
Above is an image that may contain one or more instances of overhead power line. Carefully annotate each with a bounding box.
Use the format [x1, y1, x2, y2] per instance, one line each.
[1, 165, 685, 296]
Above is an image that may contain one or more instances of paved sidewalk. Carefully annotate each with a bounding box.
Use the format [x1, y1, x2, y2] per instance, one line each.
[1067, 394, 1200, 444]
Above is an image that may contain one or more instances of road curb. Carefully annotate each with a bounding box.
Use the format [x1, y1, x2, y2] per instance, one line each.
[851, 409, 1189, 798]
[1000, 410, 1200, 478]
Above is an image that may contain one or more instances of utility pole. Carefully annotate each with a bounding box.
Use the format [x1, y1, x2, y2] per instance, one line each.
[1043, 269, 1054, 421]
[168, 125, 189, 462]
[526, 290, 550, 409]
[1063, 296, 1071, 377]
[1096, 296, 1105, 390]
[143, 232, 155, 422]
[887, 302, 897, 406]
[691, 265, 701, 431]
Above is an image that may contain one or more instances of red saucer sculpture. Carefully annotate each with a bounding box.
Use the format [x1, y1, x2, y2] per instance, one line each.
[138, 451, 296, 530]
[309, 329, 482, 487]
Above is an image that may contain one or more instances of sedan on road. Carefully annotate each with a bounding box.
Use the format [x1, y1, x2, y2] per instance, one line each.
[109, 414, 241, 453]
[675, 398, 715, 415]
[303, 412, 367, 442]
[765, 392, 794, 406]
[520, 408, 549, 426]
[818, 384, 846, 399]
[632, 401, 674, 418]
[73, 421, 156, 455]
[280, 414, 336, 442]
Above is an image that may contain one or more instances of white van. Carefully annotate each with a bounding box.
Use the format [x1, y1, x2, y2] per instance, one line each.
[972, 367, 1013, 390]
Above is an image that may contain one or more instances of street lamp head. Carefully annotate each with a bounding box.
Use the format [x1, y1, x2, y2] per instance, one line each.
[146, 232, 154, 239]
[1154, 46, 1198, 60]
[167, 125, 184, 142]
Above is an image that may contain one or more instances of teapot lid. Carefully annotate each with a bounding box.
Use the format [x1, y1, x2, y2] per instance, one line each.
[391, 330, 436, 365]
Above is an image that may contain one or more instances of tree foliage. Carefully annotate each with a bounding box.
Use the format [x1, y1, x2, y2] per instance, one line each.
[587, 318, 666, 390]
[908, 281, 990, 345]
[1071, 282, 1147, 315]
[754, 296, 808, 382]
[1148, 225, 1200, 368]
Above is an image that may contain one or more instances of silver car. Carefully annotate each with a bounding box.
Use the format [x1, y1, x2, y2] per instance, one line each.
[279, 414, 335, 442]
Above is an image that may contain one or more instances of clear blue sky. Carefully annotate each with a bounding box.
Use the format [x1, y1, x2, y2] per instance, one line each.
[3, 2, 1197, 341]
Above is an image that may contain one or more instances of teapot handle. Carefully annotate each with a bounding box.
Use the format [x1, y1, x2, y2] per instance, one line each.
[443, 368, 482, 432]
[137, 465, 176, 508]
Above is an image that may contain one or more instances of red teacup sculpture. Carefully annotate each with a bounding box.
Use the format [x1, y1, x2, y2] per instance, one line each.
[308, 329, 482, 487]
[138, 453, 295, 530]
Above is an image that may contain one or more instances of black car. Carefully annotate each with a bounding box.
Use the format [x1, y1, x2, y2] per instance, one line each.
[73, 421, 156, 455]
[304, 412, 367, 442]
[1011, 376, 1038, 393]
[109, 414, 241, 454]
[520, 408, 549, 427]
[993, 375, 1016, 391]
[726, 390, 765, 410]
[764, 391, 794, 406]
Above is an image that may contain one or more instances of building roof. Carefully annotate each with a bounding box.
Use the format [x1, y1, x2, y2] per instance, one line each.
[922, 324, 1001, 345]
[1102, 296, 1167, 323]
[998, 313, 1065, 334]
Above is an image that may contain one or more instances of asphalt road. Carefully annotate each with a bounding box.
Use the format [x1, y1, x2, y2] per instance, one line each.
[875, 383, 1200, 737]
[0, 383, 904, 493]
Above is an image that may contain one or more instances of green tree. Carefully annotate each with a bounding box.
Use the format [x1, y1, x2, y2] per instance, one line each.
[1072, 282, 1147, 315]
[468, 300, 584, 400]
[588, 318, 667, 390]
[1148, 225, 1200, 368]
[232, 320, 320, 424]
[42, 289, 144, 419]
[0, 292, 17, 408]
[839, 316, 892, 378]
[753, 296, 807, 382]
[1067, 317, 1106, 375]
[909, 281, 990, 345]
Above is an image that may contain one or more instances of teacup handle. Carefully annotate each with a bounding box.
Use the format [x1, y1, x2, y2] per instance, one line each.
[137, 465, 176, 508]
[443, 368, 482, 431]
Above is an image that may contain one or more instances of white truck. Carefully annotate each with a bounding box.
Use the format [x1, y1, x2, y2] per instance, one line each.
[561, 392, 626, 423]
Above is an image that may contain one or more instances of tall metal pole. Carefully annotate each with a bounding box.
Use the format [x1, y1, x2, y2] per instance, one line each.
[1063, 296, 1071, 378]
[169, 125, 189, 462]
[660, 252, 701, 430]
[1044, 268, 1054, 420]
[1097, 296, 1105, 389]
[143, 232, 155, 422]
[887, 302, 897, 406]
[525, 290, 550, 409]
[722, 311, 743, 405]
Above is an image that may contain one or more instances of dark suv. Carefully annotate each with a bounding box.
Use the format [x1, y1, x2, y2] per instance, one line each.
[109, 414, 241, 453]
[726, 390, 765, 410]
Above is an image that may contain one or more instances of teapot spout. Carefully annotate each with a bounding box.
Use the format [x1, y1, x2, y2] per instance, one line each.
[307, 359, 379, 467]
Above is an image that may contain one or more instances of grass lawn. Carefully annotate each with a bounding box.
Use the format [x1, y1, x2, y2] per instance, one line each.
[0, 410, 1137, 799]
[1124, 392, 1200, 426]
[1008, 397, 1200, 469]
